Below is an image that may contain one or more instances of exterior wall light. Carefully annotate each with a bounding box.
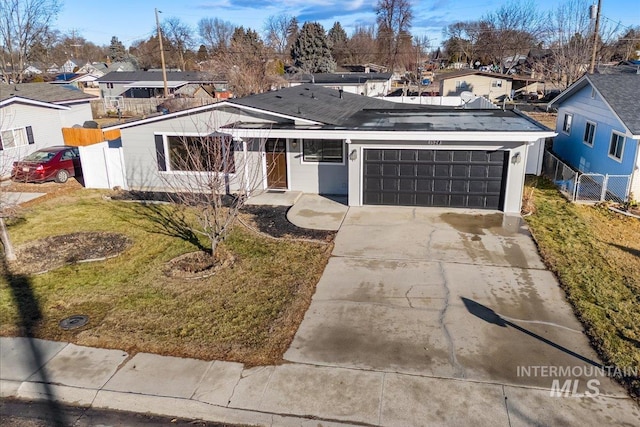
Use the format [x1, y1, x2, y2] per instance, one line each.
[291, 140, 298, 149]
[511, 152, 522, 164]
[349, 149, 358, 161]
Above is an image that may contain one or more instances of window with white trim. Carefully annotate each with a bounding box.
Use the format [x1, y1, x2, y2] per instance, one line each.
[562, 113, 573, 134]
[0, 126, 34, 150]
[455, 80, 468, 89]
[165, 135, 235, 172]
[491, 79, 503, 88]
[583, 122, 596, 146]
[302, 139, 343, 163]
[608, 132, 625, 161]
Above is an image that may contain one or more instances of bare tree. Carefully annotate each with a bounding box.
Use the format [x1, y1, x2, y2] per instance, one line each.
[0, 0, 62, 83]
[264, 14, 293, 56]
[345, 25, 377, 64]
[157, 127, 269, 260]
[375, 0, 413, 71]
[482, 0, 544, 73]
[198, 17, 234, 56]
[162, 17, 195, 71]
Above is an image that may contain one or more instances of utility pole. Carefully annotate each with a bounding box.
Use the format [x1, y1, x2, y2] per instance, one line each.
[155, 8, 169, 98]
[589, 0, 602, 74]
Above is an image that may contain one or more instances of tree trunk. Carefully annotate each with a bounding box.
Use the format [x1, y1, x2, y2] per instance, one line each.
[0, 217, 17, 262]
[210, 238, 218, 261]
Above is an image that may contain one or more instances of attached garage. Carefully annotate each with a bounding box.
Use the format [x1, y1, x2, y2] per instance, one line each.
[363, 149, 507, 209]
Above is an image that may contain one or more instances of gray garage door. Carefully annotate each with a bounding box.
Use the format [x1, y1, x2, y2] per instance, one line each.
[363, 149, 507, 209]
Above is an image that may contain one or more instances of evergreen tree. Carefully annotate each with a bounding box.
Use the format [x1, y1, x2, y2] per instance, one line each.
[109, 36, 126, 61]
[328, 21, 348, 66]
[290, 22, 336, 73]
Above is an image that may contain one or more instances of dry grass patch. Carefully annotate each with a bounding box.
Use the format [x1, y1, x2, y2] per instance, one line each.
[523, 177, 640, 398]
[0, 190, 332, 365]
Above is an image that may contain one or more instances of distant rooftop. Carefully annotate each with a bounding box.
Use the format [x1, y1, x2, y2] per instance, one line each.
[0, 82, 96, 103]
[96, 71, 226, 83]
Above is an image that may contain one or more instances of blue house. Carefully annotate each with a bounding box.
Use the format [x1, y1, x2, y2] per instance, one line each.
[550, 74, 640, 201]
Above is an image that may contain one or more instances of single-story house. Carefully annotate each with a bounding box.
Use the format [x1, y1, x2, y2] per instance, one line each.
[436, 70, 542, 102]
[0, 83, 96, 176]
[549, 73, 640, 200]
[287, 72, 393, 97]
[104, 84, 554, 213]
[96, 71, 228, 99]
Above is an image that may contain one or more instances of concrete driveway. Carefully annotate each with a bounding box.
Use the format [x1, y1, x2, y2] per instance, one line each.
[285, 207, 632, 398]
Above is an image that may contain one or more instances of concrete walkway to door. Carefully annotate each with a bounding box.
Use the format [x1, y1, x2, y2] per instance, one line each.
[285, 206, 640, 425]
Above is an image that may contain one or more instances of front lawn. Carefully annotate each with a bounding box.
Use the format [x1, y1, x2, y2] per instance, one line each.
[523, 177, 640, 398]
[0, 189, 332, 365]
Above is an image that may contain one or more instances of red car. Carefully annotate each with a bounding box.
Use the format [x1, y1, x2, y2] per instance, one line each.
[12, 146, 82, 183]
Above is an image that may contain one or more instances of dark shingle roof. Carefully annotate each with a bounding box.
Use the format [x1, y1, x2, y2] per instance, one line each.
[589, 74, 640, 135]
[0, 83, 96, 103]
[96, 71, 225, 83]
[228, 84, 414, 125]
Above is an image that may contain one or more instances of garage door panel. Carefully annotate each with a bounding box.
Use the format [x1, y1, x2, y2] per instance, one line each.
[435, 151, 451, 162]
[366, 149, 382, 161]
[399, 164, 415, 176]
[363, 149, 506, 210]
[488, 165, 504, 178]
[416, 179, 433, 191]
[470, 165, 487, 178]
[452, 165, 468, 177]
[382, 178, 398, 190]
[452, 151, 470, 162]
[434, 165, 450, 177]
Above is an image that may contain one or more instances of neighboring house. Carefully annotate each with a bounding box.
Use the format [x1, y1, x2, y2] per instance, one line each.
[549, 74, 640, 201]
[104, 84, 554, 213]
[60, 59, 93, 73]
[436, 70, 514, 102]
[96, 71, 228, 99]
[0, 83, 96, 176]
[436, 70, 541, 102]
[287, 72, 393, 97]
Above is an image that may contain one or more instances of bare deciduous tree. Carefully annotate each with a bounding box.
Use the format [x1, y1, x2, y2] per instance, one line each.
[0, 0, 62, 83]
[345, 25, 377, 64]
[198, 17, 234, 56]
[375, 0, 413, 71]
[162, 17, 195, 71]
[264, 14, 293, 57]
[157, 128, 269, 260]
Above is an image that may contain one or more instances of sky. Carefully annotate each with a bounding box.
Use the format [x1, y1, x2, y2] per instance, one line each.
[54, 0, 639, 49]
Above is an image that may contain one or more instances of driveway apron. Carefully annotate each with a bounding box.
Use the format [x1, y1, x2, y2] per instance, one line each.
[284, 206, 626, 396]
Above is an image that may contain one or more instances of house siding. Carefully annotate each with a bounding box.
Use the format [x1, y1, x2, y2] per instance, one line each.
[119, 109, 269, 192]
[440, 75, 512, 101]
[60, 102, 93, 127]
[552, 85, 638, 178]
[286, 139, 348, 195]
[0, 103, 71, 176]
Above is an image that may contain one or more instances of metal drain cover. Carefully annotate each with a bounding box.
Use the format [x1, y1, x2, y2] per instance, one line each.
[59, 315, 89, 330]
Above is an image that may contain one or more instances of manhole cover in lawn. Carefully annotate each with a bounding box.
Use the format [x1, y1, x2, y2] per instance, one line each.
[59, 315, 89, 330]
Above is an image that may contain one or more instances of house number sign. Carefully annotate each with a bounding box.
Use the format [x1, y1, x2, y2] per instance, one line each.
[424, 140, 442, 145]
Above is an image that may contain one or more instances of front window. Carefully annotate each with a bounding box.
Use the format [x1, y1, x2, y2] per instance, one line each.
[562, 113, 573, 134]
[302, 139, 343, 163]
[455, 80, 467, 89]
[0, 127, 28, 150]
[583, 122, 596, 146]
[491, 80, 503, 88]
[167, 135, 235, 172]
[608, 132, 625, 161]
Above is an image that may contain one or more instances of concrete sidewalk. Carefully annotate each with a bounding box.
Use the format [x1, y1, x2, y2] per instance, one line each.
[2, 337, 639, 426]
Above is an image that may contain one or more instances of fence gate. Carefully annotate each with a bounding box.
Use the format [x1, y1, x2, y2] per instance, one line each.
[576, 174, 631, 203]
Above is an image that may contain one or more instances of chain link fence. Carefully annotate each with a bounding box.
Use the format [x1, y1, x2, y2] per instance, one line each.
[576, 174, 631, 203]
[542, 150, 631, 203]
[542, 151, 578, 200]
